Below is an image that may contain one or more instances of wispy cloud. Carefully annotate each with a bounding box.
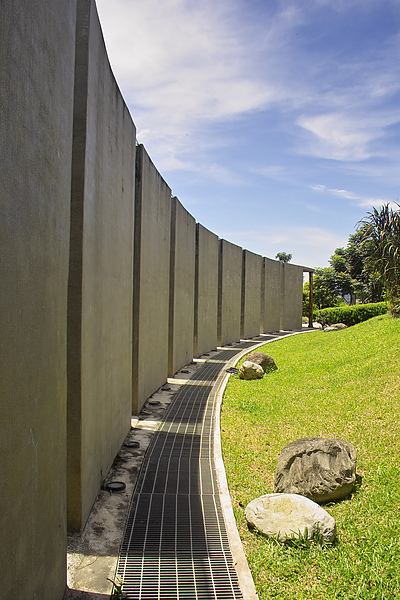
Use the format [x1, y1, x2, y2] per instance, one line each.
[96, 0, 400, 174]
[297, 108, 400, 162]
[310, 184, 393, 207]
[96, 0, 279, 127]
[95, 0, 400, 269]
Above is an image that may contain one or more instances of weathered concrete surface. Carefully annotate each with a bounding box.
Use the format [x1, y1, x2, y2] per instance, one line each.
[262, 258, 283, 333]
[132, 145, 171, 413]
[241, 250, 263, 339]
[0, 1, 76, 598]
[281, 263, 304, 330]
[218, 239, 243, 346]
[67, 0, 136, 533]
[168, 197, 196, 376]
[194, 224, 219, 357]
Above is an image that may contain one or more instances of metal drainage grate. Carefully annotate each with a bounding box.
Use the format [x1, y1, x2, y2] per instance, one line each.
[116, 350, 245, 599]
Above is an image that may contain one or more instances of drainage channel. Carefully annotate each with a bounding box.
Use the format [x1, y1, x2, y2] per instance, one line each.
[116, 335, 287, 600]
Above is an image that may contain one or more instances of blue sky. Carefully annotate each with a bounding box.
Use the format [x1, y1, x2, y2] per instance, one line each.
[96, 0, 400, 268]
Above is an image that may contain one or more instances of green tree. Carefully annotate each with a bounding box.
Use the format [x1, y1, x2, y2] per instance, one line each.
[275, 252, 292, 263]
[358, 204, 400, 314]
[329, 247, 348, 274]
[328, 248, 355, 302]
[309, 267, 341, 310]
[344, 228, 384, 303]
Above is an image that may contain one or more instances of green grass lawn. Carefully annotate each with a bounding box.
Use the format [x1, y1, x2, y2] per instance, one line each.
[221, 315, 400, 600]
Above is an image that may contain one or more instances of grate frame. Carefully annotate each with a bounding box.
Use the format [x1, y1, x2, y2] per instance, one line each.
[116, 334, 290, 599]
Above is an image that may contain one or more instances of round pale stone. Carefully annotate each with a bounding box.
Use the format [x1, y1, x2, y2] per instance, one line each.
[239, 361, 264, 380]
[245, 493, 336, 544]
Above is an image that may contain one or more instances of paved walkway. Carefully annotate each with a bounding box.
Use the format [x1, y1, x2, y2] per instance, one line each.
[115, 333, 293, 600]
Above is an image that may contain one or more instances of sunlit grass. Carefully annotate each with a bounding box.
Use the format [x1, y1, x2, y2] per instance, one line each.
[221, 315, 400, 600]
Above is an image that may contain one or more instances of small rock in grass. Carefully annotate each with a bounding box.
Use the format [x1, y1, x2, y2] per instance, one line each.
[245, 493, 336, 544]
[239, 361, 264, 380]
[324, 323, 347, 331]
[245, 352, 277, 373]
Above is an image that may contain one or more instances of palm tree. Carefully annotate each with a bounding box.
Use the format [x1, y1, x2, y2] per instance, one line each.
[359, 204, 400, 314]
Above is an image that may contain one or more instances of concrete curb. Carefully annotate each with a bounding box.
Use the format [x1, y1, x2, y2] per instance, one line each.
[213, 330, 317, 600]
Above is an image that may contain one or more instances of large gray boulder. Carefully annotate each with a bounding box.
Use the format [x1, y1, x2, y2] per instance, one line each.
[274, 437, 357, 503]
[239, 361, 264, 380]
[245, 352, 277, 373]
[245, 493, 336, 544]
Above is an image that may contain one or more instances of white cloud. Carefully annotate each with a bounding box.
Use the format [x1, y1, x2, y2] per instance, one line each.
[96, 0, 400, 188]
[96, 0, 280, 126]
[310, 184, 393, 208]
[297, 108, 400, 162]
[298, 113, 373, 161]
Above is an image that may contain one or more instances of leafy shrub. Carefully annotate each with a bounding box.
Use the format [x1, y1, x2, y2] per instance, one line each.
[315, 302, 387, 326]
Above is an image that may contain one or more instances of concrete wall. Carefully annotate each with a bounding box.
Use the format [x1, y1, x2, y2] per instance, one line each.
[132, 145, 172, 413]
[67, 0, 136, 532]
[282, 263, 304, 330]
[194, 224, 219, 357]
[262, 258, 283, 333]
[0, 0, 76, 598]
[1, 1, 309, 596]
[169, 197, 196, 376]
[241, 250, 263, 339]
[218, 239, 243, 346]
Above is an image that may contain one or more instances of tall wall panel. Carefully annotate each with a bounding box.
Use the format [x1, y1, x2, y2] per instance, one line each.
[67, 0, 136, 533]
[194, 224, 219, 357]
[168, 197, 196, 376]
[241, 250, 263, 339]
[132, 145, 172, 413]
[218, 240, 243, 346]
[0, 0, 76, 597]
[262, 258, 283, 333]
[0, 0, 310, 595]
[282, 263, 304, 330]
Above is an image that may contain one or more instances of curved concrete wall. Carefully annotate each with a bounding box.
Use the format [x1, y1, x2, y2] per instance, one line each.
[217, 239, 243, 346]
[169, 197, 196, 377]
[282, 262, 305, 330]
[241, 250, 264, 339]
[262, 257, 284, 332]
[0, 1, 76, 598]
[132, 144, 172, 414]
[194, 224, 220, 357]
[0, 1, 308, 597]
[67, 0, 136, 532]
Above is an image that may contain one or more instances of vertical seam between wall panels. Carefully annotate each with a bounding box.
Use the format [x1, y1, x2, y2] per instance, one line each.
[193, 223, 200, 358]
[261, 258, 266, 334]
[240, 250, 246, 339]
[66, 0, 91, 533]
[217, 240, 223, 346]
[168, 196, 177, 377]
[132, 144, 143, 412]
[280, 262, 285, 331]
